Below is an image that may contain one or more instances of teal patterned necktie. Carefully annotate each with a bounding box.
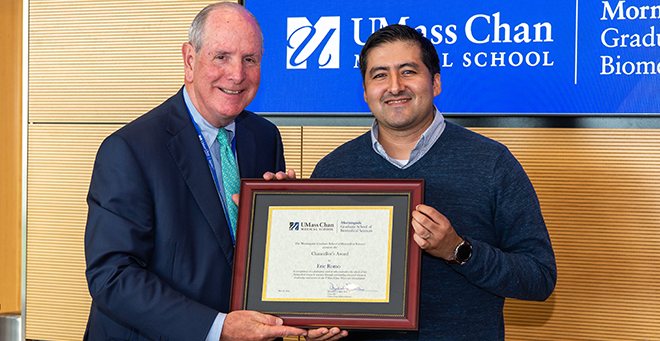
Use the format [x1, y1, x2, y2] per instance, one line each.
[216, 128, 239, 237]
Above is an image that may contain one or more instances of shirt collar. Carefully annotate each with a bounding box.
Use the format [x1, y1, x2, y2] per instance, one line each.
[183, 85, 236, 146]
[370, 105, 445, 168]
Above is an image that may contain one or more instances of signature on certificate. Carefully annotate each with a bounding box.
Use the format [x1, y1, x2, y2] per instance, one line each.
[329, 283, 365, 292]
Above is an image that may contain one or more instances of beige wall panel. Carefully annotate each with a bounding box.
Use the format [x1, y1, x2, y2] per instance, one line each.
[0, 0, 22, 313]
[28, 0, 222, 123]
[300, 126, 370, 178]
[26, 124, 123, 341]
[278, 126, 302, 176]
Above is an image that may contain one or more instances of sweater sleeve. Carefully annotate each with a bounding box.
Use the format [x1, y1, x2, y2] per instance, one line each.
[451, 148, 557, 301]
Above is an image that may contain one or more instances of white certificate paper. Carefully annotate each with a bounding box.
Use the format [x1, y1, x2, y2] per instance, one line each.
[262, 206, 393, 302]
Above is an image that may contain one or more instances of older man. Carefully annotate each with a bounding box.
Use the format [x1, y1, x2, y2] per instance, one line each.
[84, 3, 341, 341]
[311, 24, 556, 340]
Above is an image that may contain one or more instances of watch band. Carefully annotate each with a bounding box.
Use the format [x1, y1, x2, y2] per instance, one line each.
[447, 238, 472, 265]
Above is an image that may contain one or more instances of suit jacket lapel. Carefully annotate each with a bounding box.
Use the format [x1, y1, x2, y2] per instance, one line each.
[165, 88, 235, 267]
[235, 112, 256, 178]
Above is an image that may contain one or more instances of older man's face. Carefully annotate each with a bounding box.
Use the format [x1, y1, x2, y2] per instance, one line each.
[184, 8, 262, 128]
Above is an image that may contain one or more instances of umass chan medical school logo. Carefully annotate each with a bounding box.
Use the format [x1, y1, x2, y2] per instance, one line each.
[286, 16, 340, 69]
[289, 222, 300, 230]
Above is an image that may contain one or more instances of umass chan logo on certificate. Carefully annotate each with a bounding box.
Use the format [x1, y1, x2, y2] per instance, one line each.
[262, 206, 394, 302]
[288, 220, 336, 232]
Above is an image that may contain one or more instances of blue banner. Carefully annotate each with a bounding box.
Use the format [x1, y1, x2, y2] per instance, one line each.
[245, 0, 660, 114]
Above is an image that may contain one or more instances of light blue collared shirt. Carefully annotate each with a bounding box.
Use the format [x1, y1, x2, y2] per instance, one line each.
[183, 86, 236, 341]
[370, 106, 446, 169]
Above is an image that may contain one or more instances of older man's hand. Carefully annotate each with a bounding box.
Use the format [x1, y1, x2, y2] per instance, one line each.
[263, 169, 296, 180]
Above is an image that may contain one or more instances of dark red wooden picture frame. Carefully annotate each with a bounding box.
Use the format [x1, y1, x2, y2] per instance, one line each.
[230, 179, 424, 330]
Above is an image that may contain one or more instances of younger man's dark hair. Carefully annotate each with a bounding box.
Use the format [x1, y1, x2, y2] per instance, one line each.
[359, 24, 441, 82]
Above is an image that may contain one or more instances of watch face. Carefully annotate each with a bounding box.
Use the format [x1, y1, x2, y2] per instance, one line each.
[457, 244, 472, 261]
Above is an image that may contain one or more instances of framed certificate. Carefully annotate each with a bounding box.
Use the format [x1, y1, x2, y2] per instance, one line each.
[230, 179, 424, 330]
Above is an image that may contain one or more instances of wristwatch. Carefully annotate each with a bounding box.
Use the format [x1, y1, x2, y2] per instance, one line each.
[447, 238, 472, 265]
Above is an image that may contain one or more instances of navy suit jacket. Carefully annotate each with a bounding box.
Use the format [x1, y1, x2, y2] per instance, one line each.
[84, 88, 285, 341]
